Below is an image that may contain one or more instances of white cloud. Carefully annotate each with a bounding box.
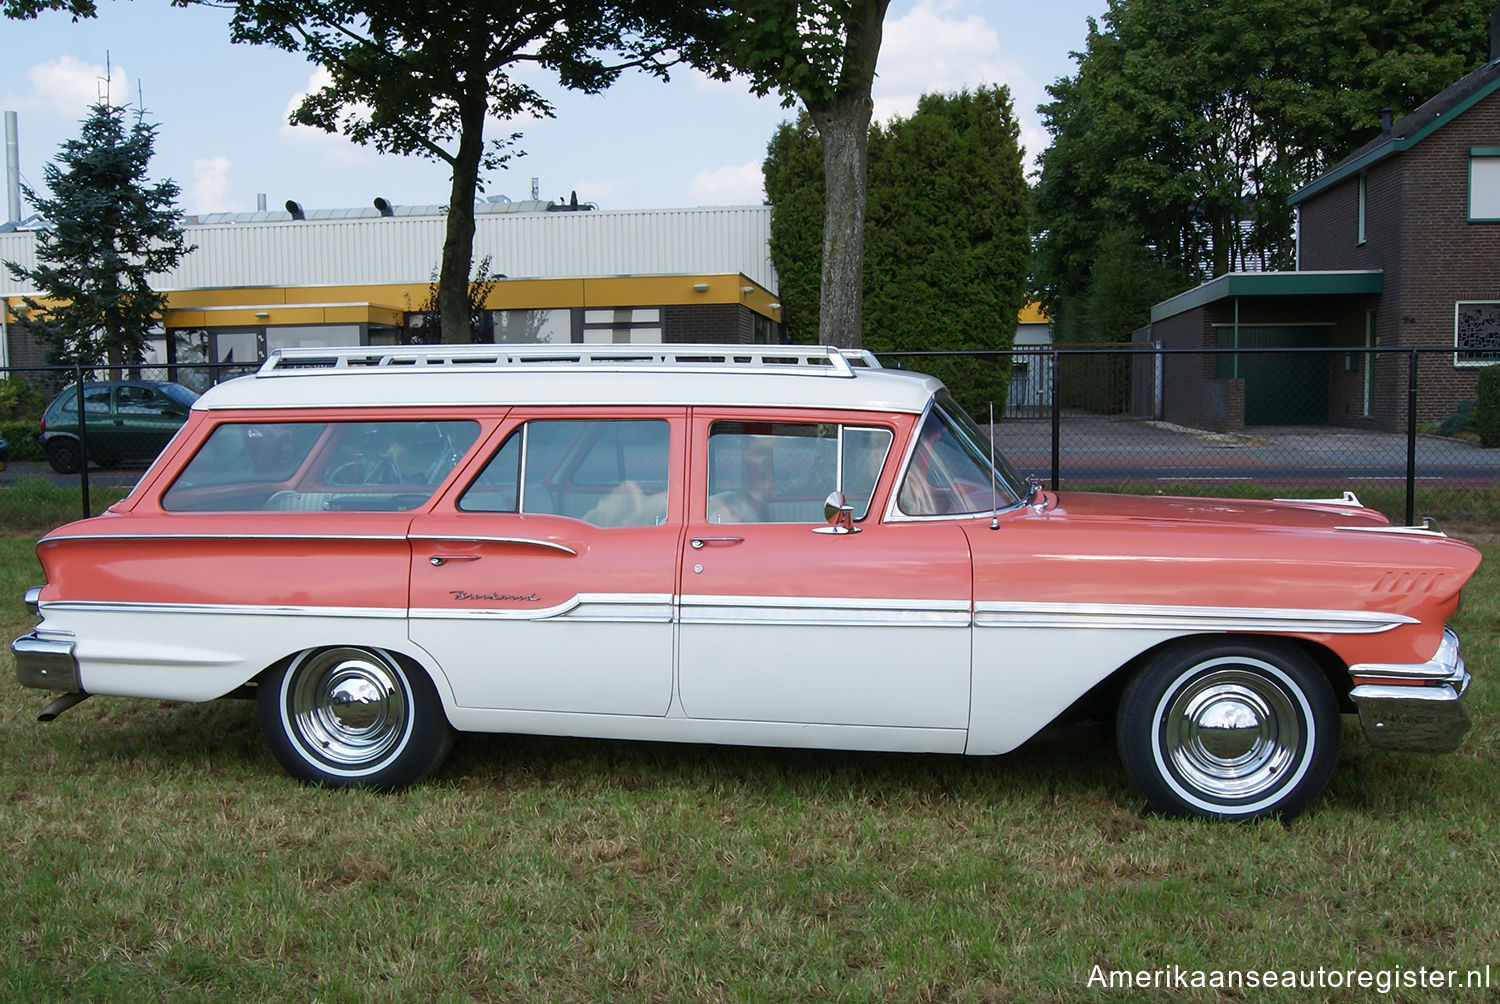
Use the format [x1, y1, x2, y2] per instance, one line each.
[279, 67, 374, 166]
[23, 56, 130, 115]
[874, 0, 1060, 167]
[874, 0, 1009, 121]
[687, 160, 764, 206]
[190, 156, 234, 214]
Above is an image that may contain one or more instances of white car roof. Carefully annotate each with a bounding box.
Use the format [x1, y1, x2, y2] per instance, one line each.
[193, 344, 944, 415]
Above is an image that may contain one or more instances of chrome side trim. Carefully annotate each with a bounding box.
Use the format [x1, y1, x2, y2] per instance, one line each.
[680, 595, 971, 627]
[973, 601, 1416, 634]
[40, 601, 407, 619]
[409, 534, 578, 555]
[1334, 524, 1448, 538]
[12, 633, 82, 692]
[1274, 491, 1364, 507]
[24, 586, 41, 616]
[411, 592, 674, 623]
[41, 532, 409, 544]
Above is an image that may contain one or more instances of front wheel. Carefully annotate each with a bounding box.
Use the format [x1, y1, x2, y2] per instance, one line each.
[1116, 639, 1339, 821]
[257, 647, 454, 791]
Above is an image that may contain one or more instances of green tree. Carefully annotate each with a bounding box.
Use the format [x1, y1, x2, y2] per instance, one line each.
[711, 0, 892, 349]
[3, 100, 194, 368]
[864, 87, 1029, 411]
[1033, 0, 1496, 338]
[764, 87, 1031, 409]
[761, 115, 824, 343]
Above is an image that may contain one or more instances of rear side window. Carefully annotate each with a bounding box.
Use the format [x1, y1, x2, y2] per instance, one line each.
[162, 420, 479, 512]
[459, 419, 670, 527]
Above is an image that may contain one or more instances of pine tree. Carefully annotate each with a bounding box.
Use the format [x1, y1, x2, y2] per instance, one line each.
[4, 100, 194, 369]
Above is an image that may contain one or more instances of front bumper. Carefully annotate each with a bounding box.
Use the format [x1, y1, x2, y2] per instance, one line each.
[1349, 628, 1471, 753]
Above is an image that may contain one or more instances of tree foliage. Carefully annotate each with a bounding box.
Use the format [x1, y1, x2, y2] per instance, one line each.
[711, 0, 891, 349]
[765, 86, 1030, 410]
[3, 101, 194, 368]
[1033, 0, 1497, 342]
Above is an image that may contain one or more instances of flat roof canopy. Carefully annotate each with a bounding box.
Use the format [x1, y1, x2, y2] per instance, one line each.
[1150, 270, 1384, 323]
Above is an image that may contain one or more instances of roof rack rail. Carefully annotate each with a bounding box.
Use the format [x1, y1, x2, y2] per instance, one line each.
[257, 343, 882, 378]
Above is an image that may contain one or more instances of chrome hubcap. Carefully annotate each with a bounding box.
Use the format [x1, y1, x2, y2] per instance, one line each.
[287, 648, 410, 768]
[1161, 664, 1301, 801]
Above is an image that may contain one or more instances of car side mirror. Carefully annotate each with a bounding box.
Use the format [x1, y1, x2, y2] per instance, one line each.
[813, 491, 860, 535]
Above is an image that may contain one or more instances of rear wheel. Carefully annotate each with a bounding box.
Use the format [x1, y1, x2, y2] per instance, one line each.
[1116, 639, 1339, 821]
[257, 647, 454, 791]
[45, 438, 82, 474]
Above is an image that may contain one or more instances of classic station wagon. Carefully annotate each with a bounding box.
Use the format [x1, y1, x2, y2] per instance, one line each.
[12, 345, 1481, 819]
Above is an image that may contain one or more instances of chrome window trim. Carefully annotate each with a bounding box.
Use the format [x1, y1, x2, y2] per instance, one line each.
[973, 601, 1416, 634]
[883, 395, 1026, 524]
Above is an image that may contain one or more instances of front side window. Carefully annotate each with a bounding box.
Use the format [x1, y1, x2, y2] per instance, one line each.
[163, 420, 479, 511]
[460, 419, 670, 527]
[898, 394, 1024, 517]
[705, 421, 893, 524]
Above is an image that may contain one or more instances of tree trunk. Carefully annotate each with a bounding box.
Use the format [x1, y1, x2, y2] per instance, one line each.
[438, 89, 488, 344]
[815, 103, 871, 350]
[806, 0, 888, 350]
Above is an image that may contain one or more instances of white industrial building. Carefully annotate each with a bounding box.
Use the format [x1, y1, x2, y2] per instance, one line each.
[0, 199, 784, 369]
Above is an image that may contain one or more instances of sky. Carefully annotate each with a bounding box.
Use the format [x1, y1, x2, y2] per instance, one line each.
[1, 1, 1109, 220]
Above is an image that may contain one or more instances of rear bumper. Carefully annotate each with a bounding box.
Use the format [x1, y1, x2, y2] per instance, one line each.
[1349, 628, 1471, 753]
[12, 633, 82, 693]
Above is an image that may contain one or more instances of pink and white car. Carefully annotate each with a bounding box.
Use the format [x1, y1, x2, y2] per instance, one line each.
[12, 345, 1480, 819]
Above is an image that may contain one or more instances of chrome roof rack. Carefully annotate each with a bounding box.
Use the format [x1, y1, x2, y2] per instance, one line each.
[258, 343, 882, 378]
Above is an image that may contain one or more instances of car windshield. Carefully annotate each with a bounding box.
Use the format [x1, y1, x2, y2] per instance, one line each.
[897, 392, 1027, 516]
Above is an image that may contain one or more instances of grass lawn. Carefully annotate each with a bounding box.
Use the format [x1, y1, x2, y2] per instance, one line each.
[1, 497, 1497, 1000]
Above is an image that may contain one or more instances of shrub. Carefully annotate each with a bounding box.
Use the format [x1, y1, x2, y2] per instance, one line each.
[0, 419, 43, 462]
[0, 378, 48, 421]
[1476, 366, 1500, 447]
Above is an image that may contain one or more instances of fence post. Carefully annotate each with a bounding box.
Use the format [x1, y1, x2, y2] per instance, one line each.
[1049, 349, 1061, 490]
[74, 364, 91, 520]
[1405, 349, 1418, 526]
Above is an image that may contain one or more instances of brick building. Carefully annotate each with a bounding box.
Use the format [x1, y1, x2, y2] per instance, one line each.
[1141, 21, 1500, 432]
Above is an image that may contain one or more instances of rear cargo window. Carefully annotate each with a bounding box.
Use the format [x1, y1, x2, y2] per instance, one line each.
[162, 420, 480, 512]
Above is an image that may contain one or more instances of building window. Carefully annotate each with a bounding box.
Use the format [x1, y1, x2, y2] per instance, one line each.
[1468, 148, 1500, 222]
[1363, 310, 1376, 418]
[1455, 301, 1500, 367]
[1357, 173, 1367, 244]
[581, 307, 662, 344]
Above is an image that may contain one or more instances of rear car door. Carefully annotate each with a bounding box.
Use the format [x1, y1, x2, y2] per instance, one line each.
[408, 409, 686, 716]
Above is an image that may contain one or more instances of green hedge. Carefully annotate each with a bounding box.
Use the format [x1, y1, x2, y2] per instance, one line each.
[1476, 365, 1500, 447]
[0, 419, 43, 462]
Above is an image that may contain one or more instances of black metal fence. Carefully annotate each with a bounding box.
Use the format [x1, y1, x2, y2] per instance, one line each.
[1, 349, 1494, 527]
[882, 346, 1496, 527]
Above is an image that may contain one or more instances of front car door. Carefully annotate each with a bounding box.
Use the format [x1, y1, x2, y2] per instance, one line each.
[675, 409, 973, 750]
[408, 409, 686, 718]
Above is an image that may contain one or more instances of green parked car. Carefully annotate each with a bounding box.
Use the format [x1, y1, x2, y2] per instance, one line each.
[39, 380, 199, 474]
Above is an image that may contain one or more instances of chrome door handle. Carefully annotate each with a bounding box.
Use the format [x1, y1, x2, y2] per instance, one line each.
[690, 536, 745, 549]
[429, 554, 482, 566]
